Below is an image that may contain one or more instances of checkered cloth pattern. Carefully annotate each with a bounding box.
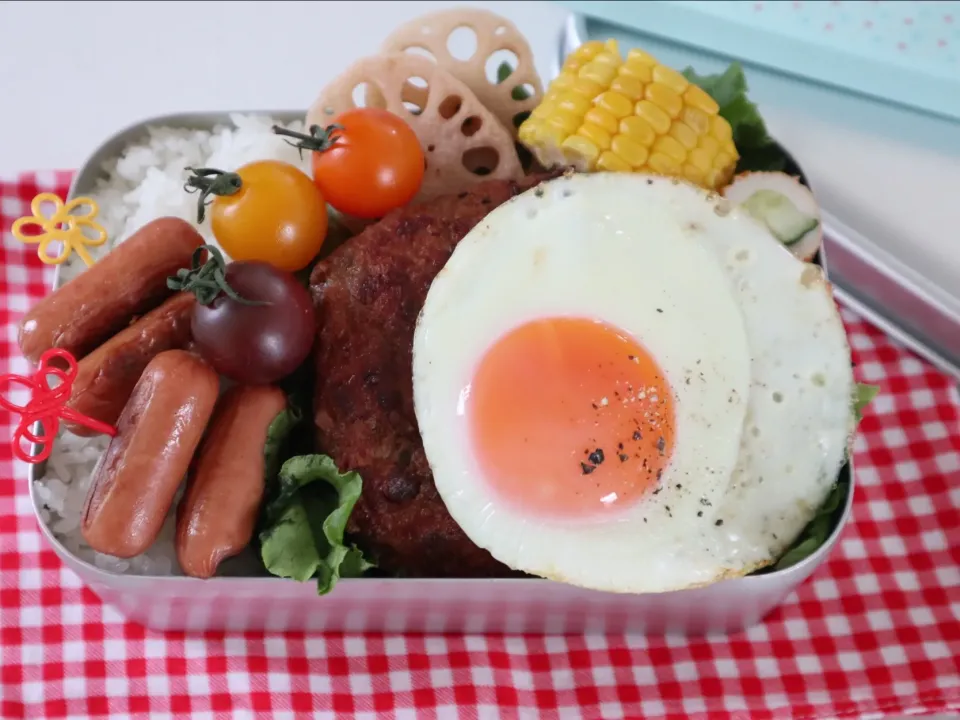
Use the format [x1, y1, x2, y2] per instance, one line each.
[0, 172, 957, 720]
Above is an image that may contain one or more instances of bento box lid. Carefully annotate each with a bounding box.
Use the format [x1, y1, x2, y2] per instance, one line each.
[553, 0, 960, 125]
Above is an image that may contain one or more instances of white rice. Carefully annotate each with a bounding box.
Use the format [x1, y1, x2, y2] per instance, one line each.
[36, 114, 312, 575]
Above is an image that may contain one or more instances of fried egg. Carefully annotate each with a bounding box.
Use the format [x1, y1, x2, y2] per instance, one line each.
[412, 172, 854, 594]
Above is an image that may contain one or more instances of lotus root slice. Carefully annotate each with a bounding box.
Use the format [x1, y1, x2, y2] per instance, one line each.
[380, 8, 543, 139]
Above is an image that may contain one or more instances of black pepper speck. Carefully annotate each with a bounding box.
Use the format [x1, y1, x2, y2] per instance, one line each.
[715, 519, 724, 527]
[587, 448, 605, 465]
[580, 462, 595, 475]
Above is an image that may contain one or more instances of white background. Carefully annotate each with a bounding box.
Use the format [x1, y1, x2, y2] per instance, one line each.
[0, 3, 954, 717]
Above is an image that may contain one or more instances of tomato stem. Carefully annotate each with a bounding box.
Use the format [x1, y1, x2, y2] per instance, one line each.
[272, 124, 344, 159]
[183, 167, 242, 223]
[167, 244, 267, 307]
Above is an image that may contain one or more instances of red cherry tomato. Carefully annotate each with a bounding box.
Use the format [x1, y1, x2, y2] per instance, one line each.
[274, 109, 425, 220]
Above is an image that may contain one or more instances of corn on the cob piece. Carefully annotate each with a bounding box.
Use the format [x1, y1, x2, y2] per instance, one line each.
[518, 40, 738, 191]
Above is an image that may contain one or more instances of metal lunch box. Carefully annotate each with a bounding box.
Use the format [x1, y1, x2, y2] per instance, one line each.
[25, 105, 855, 635]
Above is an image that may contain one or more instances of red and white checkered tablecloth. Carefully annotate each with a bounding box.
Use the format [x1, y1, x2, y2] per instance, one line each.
[0, 172, 958, 720]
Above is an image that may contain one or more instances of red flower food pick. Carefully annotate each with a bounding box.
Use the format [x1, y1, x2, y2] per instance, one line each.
[0, 348, 116, 464]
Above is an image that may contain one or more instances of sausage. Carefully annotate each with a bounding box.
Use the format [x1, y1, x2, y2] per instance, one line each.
[65, 293, 195, 436]
[18, 217, 204, 365]
[175, 385, 287, 578]
[81, 350, 219, 558]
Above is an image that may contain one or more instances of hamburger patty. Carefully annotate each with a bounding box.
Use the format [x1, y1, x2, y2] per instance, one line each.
[309, 172, 560, 577]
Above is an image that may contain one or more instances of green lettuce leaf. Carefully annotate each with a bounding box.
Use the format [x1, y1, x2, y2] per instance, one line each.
[766, 382, 879, 571]
[774, 479, 847, 571]
[853, 383, 880, 424]
[263, 406, 302, 483]
[259, 454, 373, 594]
[682, 63, 785, 173]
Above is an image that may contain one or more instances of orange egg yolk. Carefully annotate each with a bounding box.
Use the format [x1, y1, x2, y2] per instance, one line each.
[467, 317, 676, 518]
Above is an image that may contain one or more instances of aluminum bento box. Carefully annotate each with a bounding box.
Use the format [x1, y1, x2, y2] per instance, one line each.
[26, 109, 855, 635]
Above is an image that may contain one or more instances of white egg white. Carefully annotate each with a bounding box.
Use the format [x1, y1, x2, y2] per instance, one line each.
[692, 195, 853, 574]
[413, 172, 854, 595]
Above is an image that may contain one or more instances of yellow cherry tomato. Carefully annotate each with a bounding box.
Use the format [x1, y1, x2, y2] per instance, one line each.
[185, 161, 328, 272]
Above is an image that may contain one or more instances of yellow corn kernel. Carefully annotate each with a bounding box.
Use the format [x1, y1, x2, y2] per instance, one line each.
[550, 73, 576, 93]
[634, 100, 671, 135]
[706, 168, 726, 189]
[521, 119, 567, 148]
[565, 40, 608, 71]
[684, 84, 720, 115]
[699, 135, 720, 156]
[594, 49, 622, 67]
[572, 40, 608, 57]
[669, 121, 698, 150]
[610, 75, 645, 101]
[648, 152, 681, 176]
[653, 135, 687, 164]
[530, 98, 559, 120]
[680, 106, 710, 135]
[595, 91, 634, 119]
[652, 64, 689, 94]
[584, 107, 619, 134]
[644, 82, 683, 119]
[597, 151, 633, 173]
[618, 116, 656, 148]
[687, 148, 713, 172]
[626, 48, 658, 65]
[517, 120, 538, 145]
[579, 60, 618, 87]
[714, 151, 735, 171]
[545, 109, 581, 135]
[611, 134, 650, 168]
[561, 135, 601, 168]
[620, 57, 654, 84]
[711, 114, 734, 143]
[577, 122, 612, 151]
[569, 77, 604, 99]
[557, 93, 593, 116]
[682, 164, 706, 185]
[541, 87, 567, 105]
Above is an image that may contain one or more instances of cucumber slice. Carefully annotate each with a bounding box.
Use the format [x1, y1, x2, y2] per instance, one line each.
[740, 189, 819, 246]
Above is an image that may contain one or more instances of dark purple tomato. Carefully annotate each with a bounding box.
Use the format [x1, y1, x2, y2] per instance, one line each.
[190, 261, 315, 384]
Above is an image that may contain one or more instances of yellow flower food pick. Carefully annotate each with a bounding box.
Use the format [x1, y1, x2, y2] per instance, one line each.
[11, 193, 108, 267]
